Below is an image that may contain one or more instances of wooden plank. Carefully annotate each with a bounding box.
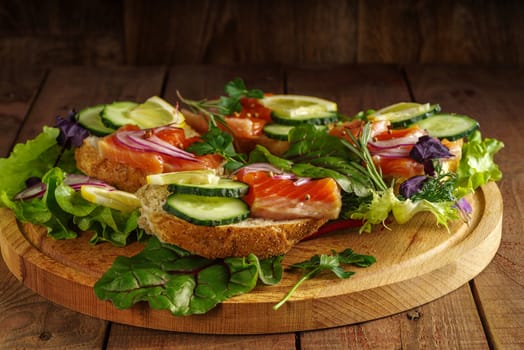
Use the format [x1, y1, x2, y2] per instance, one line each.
[0, 66, 45, 156]
[300, 286, 488, 349]
[164, 64, 284, 100]
[406, 65, 524, 349]
[357, 0, 524, 65]
[123, 0, 357, 65]
[0, 0, 124, 67]
[0, 65, 167, 349]
[107, 325, 297, 350]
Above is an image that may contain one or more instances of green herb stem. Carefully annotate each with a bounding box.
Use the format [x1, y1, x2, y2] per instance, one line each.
[273, 269, 318, 310]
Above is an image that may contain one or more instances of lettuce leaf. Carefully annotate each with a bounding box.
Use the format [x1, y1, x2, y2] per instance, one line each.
[350, 188, 458, 233]
[2, 167, 141, 245]
[455, 130, 504, 198]
[0, 126, 77, 199]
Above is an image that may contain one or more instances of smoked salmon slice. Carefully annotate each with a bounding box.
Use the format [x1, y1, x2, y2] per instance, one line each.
[98, 125, 223, 174]
[235, 170, 342, 220]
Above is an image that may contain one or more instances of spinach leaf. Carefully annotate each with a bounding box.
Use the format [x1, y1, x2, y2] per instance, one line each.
[94, 237, 283, 316]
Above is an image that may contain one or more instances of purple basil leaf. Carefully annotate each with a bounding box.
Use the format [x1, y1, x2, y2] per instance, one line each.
[455, 197, 473, 223]
[399, 175, 428, 198]
[410, 135, 453, 163]
[55, 112, 89, 149]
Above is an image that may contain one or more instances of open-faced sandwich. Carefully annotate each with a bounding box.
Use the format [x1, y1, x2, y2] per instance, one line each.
[0, 78, 504, 314]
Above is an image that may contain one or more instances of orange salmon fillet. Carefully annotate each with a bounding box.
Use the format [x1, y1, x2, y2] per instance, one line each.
[236, 171, 341, 220]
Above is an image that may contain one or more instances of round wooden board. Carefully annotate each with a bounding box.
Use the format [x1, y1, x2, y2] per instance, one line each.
[0, 183, 502, 334]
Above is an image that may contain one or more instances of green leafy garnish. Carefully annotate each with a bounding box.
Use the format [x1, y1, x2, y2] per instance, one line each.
[187, 126, 246, 172]
[1, 167, 142, 244]
[455, 130, 504, 198]
[94, 237, 282, 316]
[177, 77, 264, 127]
[0, 126, 76, 199]
[273, 249, 376, 310]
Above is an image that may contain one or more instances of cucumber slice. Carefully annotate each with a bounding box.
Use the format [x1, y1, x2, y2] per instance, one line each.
[75, 104, 115, 136]
[414, 113, 479, 141]
[163, 193, 250, 226]
[271, 110, 339, 126]
[369, 103, 441, 128]
[101, 101, 139, 129]
[263, 123, 294, 140]
[261, 94, 337, 118]
[168, 178, 249, 198]
[263, 123, 326, 140]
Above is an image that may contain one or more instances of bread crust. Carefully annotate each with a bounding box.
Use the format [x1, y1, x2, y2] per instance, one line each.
[75, 137, 148, 192]
[136, 185, 327, 259]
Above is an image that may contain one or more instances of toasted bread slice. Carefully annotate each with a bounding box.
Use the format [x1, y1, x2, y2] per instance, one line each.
[136, 184, 327, 259]
[75, 137, 148, 192]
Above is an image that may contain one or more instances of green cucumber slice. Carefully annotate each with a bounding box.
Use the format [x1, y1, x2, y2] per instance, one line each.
[263, 123, 326, 140]
[370, 103, 441, 128]
[163, 193, 249, 226]
[75, 104, 115, 136]
[414, 113, 479, 140]
[168, 178, 249, 198]
[101, 101, 139, 129]
[263, 124, 293, 140]
[271, 110, 339, 126]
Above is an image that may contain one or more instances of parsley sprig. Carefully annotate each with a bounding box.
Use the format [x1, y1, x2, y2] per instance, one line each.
[177, 78, 264, 127]
[273, 249, 376, 310]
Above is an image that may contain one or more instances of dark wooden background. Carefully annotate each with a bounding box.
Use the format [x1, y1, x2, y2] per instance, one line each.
[1, 0, 523, 69]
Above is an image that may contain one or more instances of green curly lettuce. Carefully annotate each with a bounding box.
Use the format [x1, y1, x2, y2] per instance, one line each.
[455, 130, 504, 198]
[351, 187, 458, 233]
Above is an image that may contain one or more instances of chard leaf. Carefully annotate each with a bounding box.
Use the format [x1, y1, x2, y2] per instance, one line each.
[94, 237, 283, 316]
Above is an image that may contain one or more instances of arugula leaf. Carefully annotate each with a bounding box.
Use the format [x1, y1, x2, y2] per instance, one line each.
[94, 237, 283, 316]
[273, 249, 375, 310]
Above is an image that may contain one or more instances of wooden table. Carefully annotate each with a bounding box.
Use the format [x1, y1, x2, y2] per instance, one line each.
[0, 64, 522, 349]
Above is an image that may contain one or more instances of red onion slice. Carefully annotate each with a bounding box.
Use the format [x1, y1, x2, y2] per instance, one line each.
[115, 129, 199, 162]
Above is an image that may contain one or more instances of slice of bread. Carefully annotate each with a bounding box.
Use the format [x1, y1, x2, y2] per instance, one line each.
[75, 137, 148, 192]
[136, 184, 327, 259]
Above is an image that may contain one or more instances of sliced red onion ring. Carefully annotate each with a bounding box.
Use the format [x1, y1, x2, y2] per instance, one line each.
[14, 174, 115, 200]
[14, 182, 47, 200]
[232, 162, 292, 176]
[115, 128, 198, 162]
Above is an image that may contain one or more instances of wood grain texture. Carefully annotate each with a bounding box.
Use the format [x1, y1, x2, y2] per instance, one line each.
[357, 0, 524, 64]
[299, 286, 489, 349]
[406, 65, 524, 349]
[3, 0, 523, 66]
[107, 324, 296, 350]
[123, 0, 358, 65]
[0, 0, 124, 67]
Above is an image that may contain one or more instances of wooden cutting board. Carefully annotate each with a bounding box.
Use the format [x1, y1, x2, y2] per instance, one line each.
[0, 182, 502, 334]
